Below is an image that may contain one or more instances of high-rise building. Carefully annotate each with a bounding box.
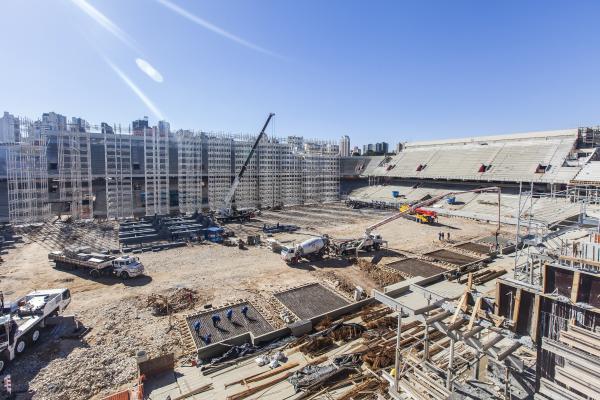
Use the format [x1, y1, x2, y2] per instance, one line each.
[70, 117, 88, 133]
[101, 122, 114, 134]
[352, 146, 361, 156]
[40, 112, 67, 132]
[132, 116, 149, 136]
[340, 135, 350, 156]
[158, 120, 170, 136]
[396, 142, 404, 154]
[0, 111, 20, 143]
[375, 142, 389, 154]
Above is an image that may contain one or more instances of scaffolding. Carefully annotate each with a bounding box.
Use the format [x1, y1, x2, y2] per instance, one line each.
[144, 127, 170, 216]
[177, 130, 203, 214]
[207, 135, 232, 210]
[57, 131, 93, 219]
[280, 144, 303, 206]
[104, 132, 134, 219]
[233, 135, 259, 209]
[6, 120, 50, 224]
[322, 152, 340, 202]
[258, 139, 282, 208]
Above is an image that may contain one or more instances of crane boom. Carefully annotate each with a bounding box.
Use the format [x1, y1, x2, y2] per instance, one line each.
[222, 113, 275, 211]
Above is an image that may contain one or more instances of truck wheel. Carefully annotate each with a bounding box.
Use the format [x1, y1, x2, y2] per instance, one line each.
[30, 329, 40, 343]
[0, 353, 7, 373]
[16, 339, 26, 354]
[120, 271, 129, 279]
[90, 269, 100, 278]
[373, 244, 380, 251]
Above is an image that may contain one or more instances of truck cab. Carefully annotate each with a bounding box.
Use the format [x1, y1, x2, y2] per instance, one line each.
[281, 246, 296, 262]
[112, 256, 144, 278]
[0, 288, 71, 372]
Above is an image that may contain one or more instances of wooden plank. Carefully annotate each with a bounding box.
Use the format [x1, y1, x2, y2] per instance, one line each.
[467, 297, 482, 331]
[555, 365, 600, 399]
[511, 288, 522, 332]
[571, 271, 581, 304]
[531, 294, 541, 343]
[451, 293, 467, 323]
[227, 372, 294, 400]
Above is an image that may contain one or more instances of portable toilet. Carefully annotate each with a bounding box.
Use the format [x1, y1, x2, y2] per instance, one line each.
[392, 191, 400, 198]
[446, 197, 456, 205]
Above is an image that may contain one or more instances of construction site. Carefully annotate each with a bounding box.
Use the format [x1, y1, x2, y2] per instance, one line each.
[2, 116, 600, 400]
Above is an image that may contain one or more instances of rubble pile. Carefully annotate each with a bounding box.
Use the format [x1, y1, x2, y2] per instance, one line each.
[146, 287, 199, 316]
[27, 298, 180, 399]
[356, 259, 403, 288]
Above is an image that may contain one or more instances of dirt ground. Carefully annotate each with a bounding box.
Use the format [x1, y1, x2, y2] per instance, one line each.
[0, 202, 502, 399]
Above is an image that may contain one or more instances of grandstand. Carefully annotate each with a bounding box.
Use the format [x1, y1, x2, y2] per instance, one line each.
[344, 128, 600, 227]
[359, 129, 584, 184]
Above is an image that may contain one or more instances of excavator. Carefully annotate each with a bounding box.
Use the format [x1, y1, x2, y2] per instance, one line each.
[215, 113, 275, 223]
[356, 186, 502, 255]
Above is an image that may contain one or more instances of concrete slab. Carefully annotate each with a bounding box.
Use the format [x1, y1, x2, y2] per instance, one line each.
[425, 249, 480, 265]
[386, 258, 447, 278]
[274, 283, 349, 320]
[186, 302, 273, 348]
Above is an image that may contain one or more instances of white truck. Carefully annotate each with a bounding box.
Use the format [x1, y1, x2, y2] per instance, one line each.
[48, 247, 145, 279]
[281, 236, 329, 264]
[0, 288, 71, 372]
[281, 233, 386, 264]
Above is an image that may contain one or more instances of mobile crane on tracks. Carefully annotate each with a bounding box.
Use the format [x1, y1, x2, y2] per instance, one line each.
[214, 113, 275, 223]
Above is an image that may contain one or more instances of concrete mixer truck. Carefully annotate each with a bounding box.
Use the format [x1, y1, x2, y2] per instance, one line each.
[281, 236, 329, 264]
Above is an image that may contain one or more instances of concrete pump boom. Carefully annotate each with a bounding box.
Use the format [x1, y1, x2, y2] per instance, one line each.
[358, 186, 502, 253]
[222, 113, 275, 212]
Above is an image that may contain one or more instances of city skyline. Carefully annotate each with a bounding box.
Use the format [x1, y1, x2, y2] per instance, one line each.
[2, 1, 600, 146]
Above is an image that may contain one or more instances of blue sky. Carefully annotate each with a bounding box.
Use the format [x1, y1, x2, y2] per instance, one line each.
[1, 1, 599, 148]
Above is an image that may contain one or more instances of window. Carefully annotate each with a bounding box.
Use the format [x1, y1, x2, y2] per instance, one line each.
[535, 164, 549, 173]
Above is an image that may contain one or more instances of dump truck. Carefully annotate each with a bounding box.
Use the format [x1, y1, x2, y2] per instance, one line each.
[48, 247, 145, 279]
[0, 288, 71, 372]
[281, 233, 386, 264]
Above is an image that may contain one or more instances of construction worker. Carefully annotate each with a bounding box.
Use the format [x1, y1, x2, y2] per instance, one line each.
[446, 232, 450, 241]
[211, 314, 221, 327]
[226, 308, 233, 320]
[202, 333, 212, 344]
[241, 305, 249, 319]
[193, 321, 201, 336]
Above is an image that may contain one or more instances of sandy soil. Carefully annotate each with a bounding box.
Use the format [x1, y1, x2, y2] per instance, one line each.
[0, 202, 502, 399]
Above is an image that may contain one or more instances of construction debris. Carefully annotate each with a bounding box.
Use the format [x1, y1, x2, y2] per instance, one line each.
[146, 287, 199, 316]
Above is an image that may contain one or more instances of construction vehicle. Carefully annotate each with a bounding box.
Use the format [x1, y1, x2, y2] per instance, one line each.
[356, 186, 501, 255]
[399, 204, 438, 224]
[0, 288, 71, 372]
[281, 233, 386, 264]
[262, 223, 299, 234]
[281, 236, 329, 264]
[48, 246, 145, 279]
[215, 113, 275, 223]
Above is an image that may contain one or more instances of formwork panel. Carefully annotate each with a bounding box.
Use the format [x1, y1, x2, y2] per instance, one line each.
[424, 249, 479, 265]
[386, 258, 446, 278]
[274, 283, 349, 320]
[456, 242, 492, 255]
[186, 302, 272, 348]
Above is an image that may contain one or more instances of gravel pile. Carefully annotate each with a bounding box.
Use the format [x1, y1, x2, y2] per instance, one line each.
[12, 297, 180, 400]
